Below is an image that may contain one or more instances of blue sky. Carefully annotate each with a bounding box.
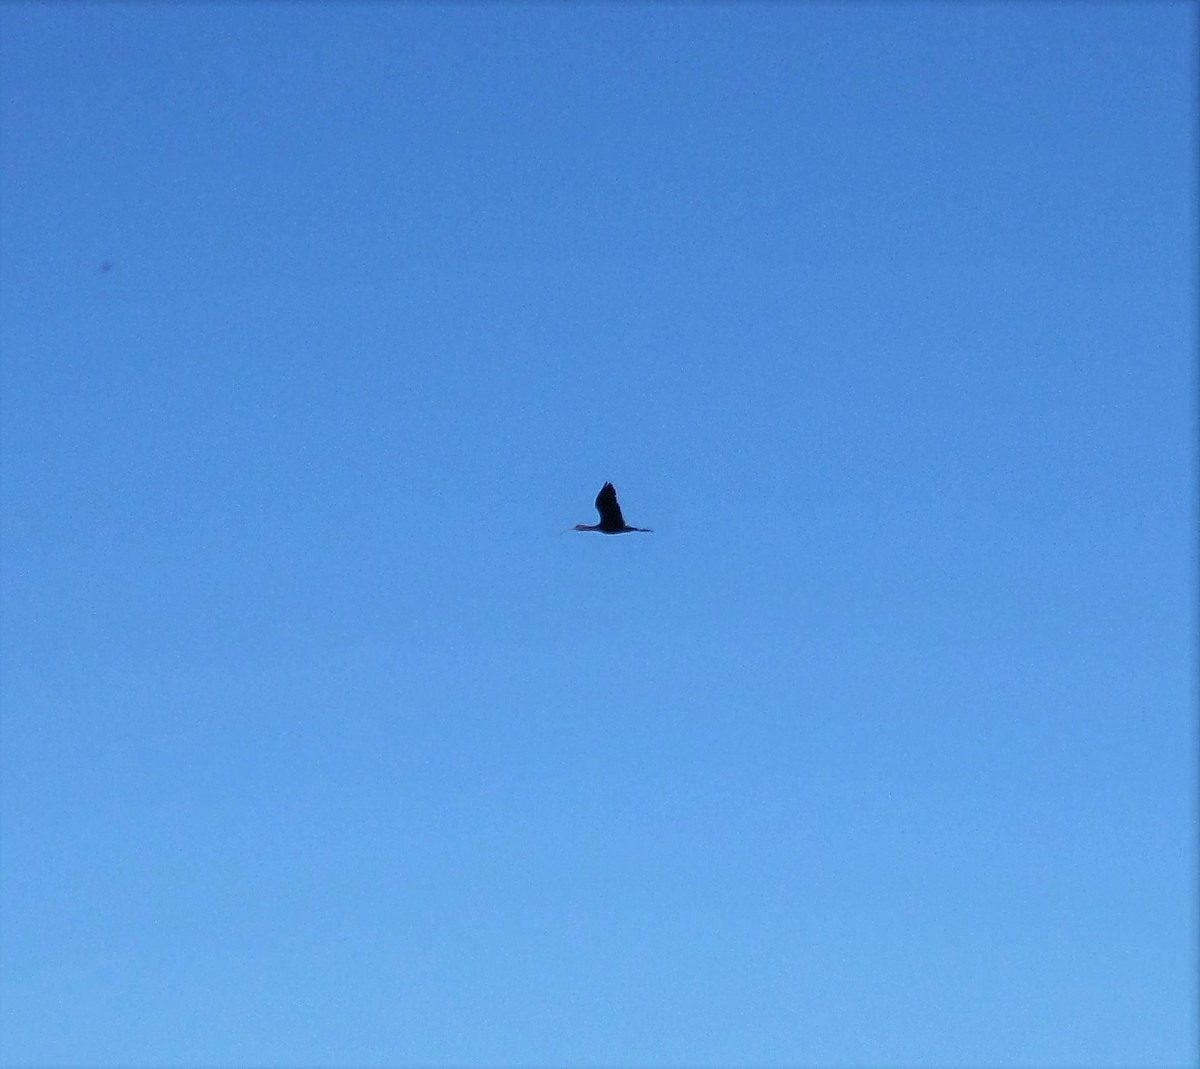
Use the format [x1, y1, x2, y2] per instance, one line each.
[0, 3, 1195, 1066]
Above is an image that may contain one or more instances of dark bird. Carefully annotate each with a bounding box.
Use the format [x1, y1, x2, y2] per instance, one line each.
[100, 261, 113, 273]
[567, 482, 653, 534]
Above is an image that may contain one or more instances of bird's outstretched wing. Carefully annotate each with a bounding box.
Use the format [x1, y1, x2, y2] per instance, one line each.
[594, 482, 626, 528]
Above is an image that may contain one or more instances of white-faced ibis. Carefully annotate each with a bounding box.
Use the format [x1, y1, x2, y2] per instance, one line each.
[567, 482, 653, 534]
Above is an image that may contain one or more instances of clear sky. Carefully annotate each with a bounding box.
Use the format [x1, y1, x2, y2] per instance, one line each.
[0, 3, 1195, 1067]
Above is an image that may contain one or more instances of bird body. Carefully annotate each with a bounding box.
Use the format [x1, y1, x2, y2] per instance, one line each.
[568, 482, 652, 534]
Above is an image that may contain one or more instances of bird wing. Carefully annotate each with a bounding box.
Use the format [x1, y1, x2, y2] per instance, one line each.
[594, 482, 626, 528]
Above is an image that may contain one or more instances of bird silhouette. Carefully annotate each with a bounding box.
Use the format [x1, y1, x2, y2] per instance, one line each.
[567, 482, 653, 534]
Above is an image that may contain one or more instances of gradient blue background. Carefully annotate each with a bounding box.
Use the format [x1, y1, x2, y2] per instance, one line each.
[1, 4, 1195, 1066]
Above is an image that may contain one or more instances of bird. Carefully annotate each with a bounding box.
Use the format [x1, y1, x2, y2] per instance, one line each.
[567, 482, 653, 534]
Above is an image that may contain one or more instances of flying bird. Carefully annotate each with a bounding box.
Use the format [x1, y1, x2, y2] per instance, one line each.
[567, 482, 653, 534]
